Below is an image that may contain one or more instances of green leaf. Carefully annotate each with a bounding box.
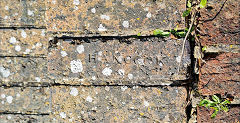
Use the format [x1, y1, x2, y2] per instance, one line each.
[211, 110, 218, 118]
[137, 32, 141, 36]
[211, 106, 219, 111]
[182, 9, 191, 17]
[199, 99, 209, 106]
[221, 100, 231, 105]
[221, 106, 229, 112]
[187, 1, 192, 8]
[175, 31, 186, 38]
[153, 29, 164, 36]
[200, 0, 207, 8]
[161, 32, 170, 37]
[202, 46, 207, 52]
[212, 95, 220, 103]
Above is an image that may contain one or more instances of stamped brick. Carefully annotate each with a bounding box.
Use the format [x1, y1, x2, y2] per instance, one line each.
[197, 106, 240, 123]
[48, 37, 191, 85]
[0, 114, 51, 123]
[46, 0, 185, 36]
[199, 0, 240, 45]
[0, 0, 46, 28]
[199, 53, 240, 98]
[0, 29, 48, 56]
[0, 87, 50, 114]
[51, 86, 187, 122]
[0, 57, 51, 86]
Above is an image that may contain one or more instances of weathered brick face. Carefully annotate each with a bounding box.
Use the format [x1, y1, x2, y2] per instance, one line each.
[199, 0, 240, 45]
[199, 53, 240, 98]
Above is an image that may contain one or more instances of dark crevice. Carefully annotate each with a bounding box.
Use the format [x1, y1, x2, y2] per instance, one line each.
[0, 56, 46, 58]
[0, 112, 49, 116]
[0, 26, 46, 29]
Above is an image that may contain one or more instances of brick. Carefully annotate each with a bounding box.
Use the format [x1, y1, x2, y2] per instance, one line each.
[0, 114, 52, 123]
[199, 53, 240, 98]
[0, 0, 46, 28]
[46, 0, 185, 36]
[48, 38, 191, 85]
[0, 87, 50, 114]
[0, 57, 51, 86]
[203, 45, 240, 53]
[51, 86, 187, 122]
[197, 106, 240, 123]
[199, 0, 240, 45]
[0, 29, 48, 56]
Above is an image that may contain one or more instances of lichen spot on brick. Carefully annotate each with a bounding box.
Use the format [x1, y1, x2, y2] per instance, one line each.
[60, 112, 66, 119]
[91, 8, 96, 13]
[128, 73, 133, 79]
[36, 42, 42, 47]
[61, 51, 68, 57]
[41, 30, 45, 36]
[100, 15, 110, 20]
[35, 77, 41, 82]
[15, 45, 21, 52]
[144, 100, 149, 107]
[121, 86, 128, 91]
[146, 12, 152, 18]
[7, 115, 11, 120]
[23, 49, 31, 54]
[0, 66, 11, 78]
[27, 10, 34, 16]
[6, 96, 13, 104]
[21, 30, 27, 38]
[102, 67, 112, 76]
[16, 93, 20, 98]
[4, 16, 8, 20]
[5, 6, 9, 10]
[91, 76, 96, 80]
[176, 56, 181, 63]
[86, 96, 93, 102]
[70, 59, 83, 73]
[118, 69, 125, 76]
[1, 94, 6, 98]
[122, 21, 129, 28]
[137, 58, 144, 65]
[105, 86, 110, 91]
[76, 45, 84, 54]
[9, 37, 17, 44]
[70, 87, 78, 96]
[73, 0, 80, 5]
[98, 24, 107, 31]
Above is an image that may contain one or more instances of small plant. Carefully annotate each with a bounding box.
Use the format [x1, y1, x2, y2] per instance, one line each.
[199, 95, 231, 118]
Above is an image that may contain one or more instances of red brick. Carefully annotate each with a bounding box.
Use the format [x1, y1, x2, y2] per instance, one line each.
[199, 0, 239, 45]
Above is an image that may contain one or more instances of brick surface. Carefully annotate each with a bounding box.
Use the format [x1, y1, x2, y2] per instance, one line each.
[0, 0, 46, 28]
[0, 87, 50, 114]
[199, 53, 240, 98]
[46, 0, 185, 36]
[0, 114, 51, 123]
[199, 0, 240, 45]
[51, 86, 187, 122]
[0, 29, 48, 56]
[48, 37, 191, 85]
[197, 106, 240, 123]
[0, 57, 51, 86]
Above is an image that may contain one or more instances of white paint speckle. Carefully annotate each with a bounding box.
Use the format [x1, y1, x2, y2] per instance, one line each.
[91, 8, 96, 13]
[118, 69, 125, 76]
[105, 86, 110, 91]
[7, 115, 11, 120]
[36, 42, 42, 47]
[137, 59, 144, 65]
[41, 30, 45, 36]
[5, 6, 9, 10]
[102, 67, 112, 76]
[1, 101, 4, 104]
[128, 73, 133, 79]
[76, 45, 84, 54]
[9, 37, 17, 44]
[98, 24, 107, 31]
[16, 93, 20, 97]
[146, 12, 152, 18]
[15, 45, 21, 52]
[73, 0, 80, 5]
[86, 96, 93, 102]
[0, 66, 11, 78]
[21, 30, 27, 38]
[121, 86, 128, 91]
[100, 15, 110, 20]
[52, 0, 56, 4]
[4, 16, 8, 19]
[60, 112, 66, 119]
[176, 56, 181, 63]
[144, 100, 149, 107]
[70, 87, 78, 96]
[6, 96, 13, 104]
[70, 59, 83, 73]
[122, 21, 129, 28]
[98, 51, 102, 56]
[23, 49, 31, 54]
[91, 76, 96, 80]
[35, 77, 41, 82]
[27, 10, 34, 16]
[159, 62, 163, 67]
[61, 51, 68, 57]
[1, 94, 5, 98]
[144, 7, 149, 11]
